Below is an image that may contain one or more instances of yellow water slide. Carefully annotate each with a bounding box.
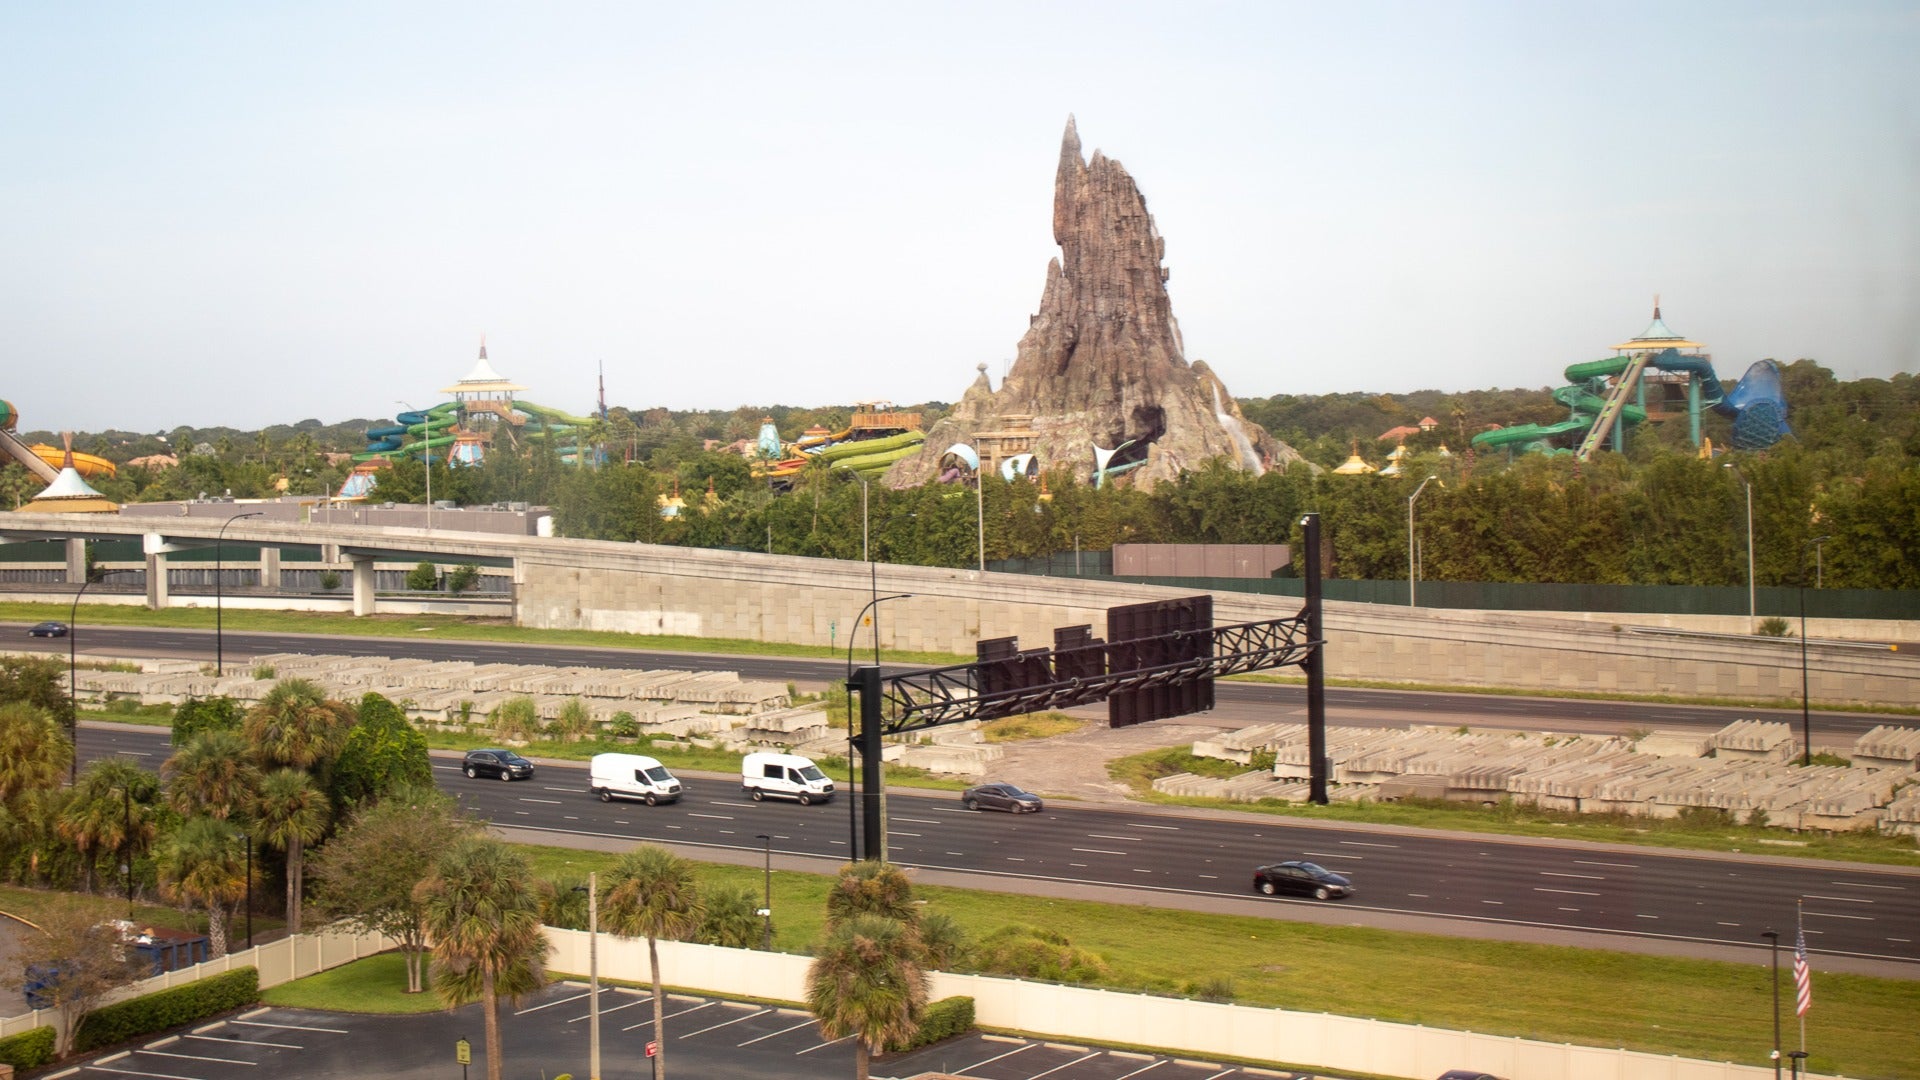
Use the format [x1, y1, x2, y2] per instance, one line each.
[0, 400, 117, 480]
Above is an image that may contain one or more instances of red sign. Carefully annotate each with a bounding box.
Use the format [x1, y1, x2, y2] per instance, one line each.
[645, 1041, 658, 1058]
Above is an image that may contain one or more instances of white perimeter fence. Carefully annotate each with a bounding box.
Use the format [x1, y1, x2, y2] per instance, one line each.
[2, 925, 1837, 1080]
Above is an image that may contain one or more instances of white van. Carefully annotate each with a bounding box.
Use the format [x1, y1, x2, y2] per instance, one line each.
[741, 752, 834, 805]
[589, 753, 683, 805]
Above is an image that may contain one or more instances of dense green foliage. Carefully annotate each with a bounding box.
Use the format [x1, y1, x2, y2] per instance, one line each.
[73, 967, 259, 1052]
[0, 1025, 57, 1069]
[0, 656, 71, 717]
[328, 693, 433, 807]
[171, 695, 243, 746]
[887, 995, 973, 1052]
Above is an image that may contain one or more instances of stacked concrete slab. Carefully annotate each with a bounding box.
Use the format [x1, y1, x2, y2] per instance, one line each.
[1852, 725, 1920, 771]
[1711, 720, 1797, 763]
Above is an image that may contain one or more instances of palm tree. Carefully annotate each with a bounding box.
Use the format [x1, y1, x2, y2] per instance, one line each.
[825, 860, 918, 926]
[155, 815, 251, 957]
[601, 845, 703, 1080]
[0, 701, 72, 809]
[696, 884, 763, 949]
[252, 768, 331, 933]
[243, 679, 355, 771]
[163, 729, 261, 820]
[415, 837, 549, 1080]
[55, 759, 158, 894]
[806, 913, 930, 1080]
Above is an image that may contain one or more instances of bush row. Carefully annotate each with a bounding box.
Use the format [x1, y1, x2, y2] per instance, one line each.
[0, 1026, 57, 1069]
[75, 968, 260, 1053]
[890, 995, 974, 1052]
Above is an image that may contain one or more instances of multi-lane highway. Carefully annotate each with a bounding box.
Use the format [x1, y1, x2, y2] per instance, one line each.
[14, 622, 1897, 742]
[78, 723, 1920, 970]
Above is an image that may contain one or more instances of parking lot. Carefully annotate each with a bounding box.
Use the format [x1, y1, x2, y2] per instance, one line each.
[44, 982, 1311, 1080]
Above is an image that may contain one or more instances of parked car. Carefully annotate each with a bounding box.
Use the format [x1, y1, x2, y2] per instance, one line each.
[463, 748, 535, 781]
[741, 751, 834, 804]
[28, 621, 68, 638]
[962, 782, 1044, 813]
[1251, 860, 1353, 900]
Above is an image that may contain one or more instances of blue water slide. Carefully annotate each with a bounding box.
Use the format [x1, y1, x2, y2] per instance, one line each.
[1720, 359, 1792, 449]
[1646, 350, 1728, 407]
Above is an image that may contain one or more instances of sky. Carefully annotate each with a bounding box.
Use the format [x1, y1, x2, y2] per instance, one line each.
[2, 1, 1915, 434]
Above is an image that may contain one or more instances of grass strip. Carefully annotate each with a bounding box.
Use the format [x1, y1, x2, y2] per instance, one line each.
[258, 951, 445, 1013]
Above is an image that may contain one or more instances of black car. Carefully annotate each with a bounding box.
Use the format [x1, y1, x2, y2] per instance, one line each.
[28, 621, 68, 638]
[1437, 1072, 1507, 1080]
[962, 783, 1044, 813]
[1252, 860, 1353, 900]
[463, 749, 535, 781]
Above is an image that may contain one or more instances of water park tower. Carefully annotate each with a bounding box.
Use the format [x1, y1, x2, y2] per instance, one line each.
[441, 338, 529, 427]
[1611, 300, 1710, 450]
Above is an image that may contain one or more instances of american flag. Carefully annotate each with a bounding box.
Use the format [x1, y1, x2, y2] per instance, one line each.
[1793, 926, 1812, 1017]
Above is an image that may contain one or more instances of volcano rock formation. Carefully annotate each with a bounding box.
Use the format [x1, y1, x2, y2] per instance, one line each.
[888, 117, 1300, 490]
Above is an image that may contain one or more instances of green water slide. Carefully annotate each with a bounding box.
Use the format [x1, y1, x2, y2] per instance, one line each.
[1471, 357, 1650, 455]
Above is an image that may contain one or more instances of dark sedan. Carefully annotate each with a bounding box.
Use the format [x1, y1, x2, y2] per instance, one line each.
[962, 783, 1044, 813]
[28, 621, 68, 638]
[1252, 860, 1353, 900]
[463, 749, 535, 781]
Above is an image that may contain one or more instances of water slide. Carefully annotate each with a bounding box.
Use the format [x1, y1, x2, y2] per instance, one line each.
[1, 399, 117, 481]
[355, 402, 459, 462]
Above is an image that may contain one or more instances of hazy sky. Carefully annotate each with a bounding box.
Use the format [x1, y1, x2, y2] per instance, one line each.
[3, 2, 1915, 434]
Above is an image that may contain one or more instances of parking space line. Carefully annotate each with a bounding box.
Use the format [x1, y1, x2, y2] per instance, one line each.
[515, 991, 589, 1014]
[625, 1001, 713, 1031]
[571, 997, 647, 1022]
[738, 1018, 818, 1045]
[232, 1019, 350, 1033]
[956, 1041, 1037, 1071]
[136, 1048, 255, 1065]
[187, 1034, 303, 1050]
[82, 1064, 205, 1080]
[681, 1007, 771, 1038]
[796, 1033, 854, 1055]
[1114, 1059, 1173, 1079]
[1030, 1050, 1103, 1077]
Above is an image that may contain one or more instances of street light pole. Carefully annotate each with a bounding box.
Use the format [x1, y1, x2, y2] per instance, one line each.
[1798, 535, 1829, 768]
[215, 511, 263, 676]
[975, 475, 985, 571]
[754, 834, 772, 951]
[1407, 475, 1439, 608]
[860, 477, 870, 564]
[1724, 463, 1755, 621]
[241, 832, 253, 951]
[122, 775, 134, 917]
[587, 871, 599, 1080]
[845, 592, 912, 857]
[68, 563, 130, 784]
[1763, 930, 1783, 1080]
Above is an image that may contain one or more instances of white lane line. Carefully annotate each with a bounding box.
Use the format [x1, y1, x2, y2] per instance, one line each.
[1115, 1059, 1174, 1079]
[1535, 888, 1601, 897]
[1805, 911, 1874, 921]
[1030, 1051, 1104, 1078]
[515, 991, 588, 1014]
[625, 1001, 714, 1031]
[135, 1049, 254, 1065]
[81, 1064, 205, 1079]
[1339, 840, 1400, 848]
[1406, 892, 1429, 898]
[1072, 848, 1128, 855]
[1301, 852, 1363, 860]
[1088, 834, 1145, 841]
[955, 1041, 1038, 1072]
[1132, 868, 1154, 874]
[1198, 874, 1218, 879]
[1803, 894, 1874, 904]
[187, 1035, 302, 1049]
[1557, 907, 1581, 912]
[233, 1019, 349, 1034]
[1637, 914, 1659, 920]
[739, 1018, 818, 1045]
[688, 813, 735, 820]
[1125, 822, 1180, 830]
[1538, 872, 1605, 880]
[1889, 937, 1911, 943]
[1575, 860, 1639, 869]
[1830, 881, 1905, 890]
[891, 831, 923, 837]
[1070, 862, 1088, 868]
[541, 786, 576, 792]
[893, 817, 942, 825]
[1718, 921, 1743, 927]
[796, 1034, 856, 1055]
[681, 1007, 771, 1038]
[1481, 900, 1504, 906]
[1007, 857, 1027, 862]
[517, 798, 564, 805]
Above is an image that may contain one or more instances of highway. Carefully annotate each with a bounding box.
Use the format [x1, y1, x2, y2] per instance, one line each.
[78, 723, 1920, 969]
[12, 622, 1897, 742]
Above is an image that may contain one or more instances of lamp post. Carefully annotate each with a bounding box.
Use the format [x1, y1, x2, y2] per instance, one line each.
[1763, 930, 1783, 1080]
[754, 834, 773, 951]
[215, 510, 263, 676]
[67, 564, 131, 784]
[859, 477, 870, 564]
[121, 770, 135, 917]
[1798, 535, 1829, 768]
[585, 873, 600, 1080]
[1407, 475, 1439, 608]
[1724, 463, 1755, 621]
[241, 832, 253, 951]
[395, 400, 433, 531]
[845, 592, 912, 856]
[975, 475, 985, 572]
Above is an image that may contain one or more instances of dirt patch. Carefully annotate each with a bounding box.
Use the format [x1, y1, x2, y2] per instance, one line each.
[985, 718, 1227, 804]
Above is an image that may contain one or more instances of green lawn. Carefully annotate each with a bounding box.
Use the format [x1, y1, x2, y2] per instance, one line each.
[258, 951, 445, 1013]
[514, 845, 1917, 1079]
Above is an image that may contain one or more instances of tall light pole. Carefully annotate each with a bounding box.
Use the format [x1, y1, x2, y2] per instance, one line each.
[241, 832, 253, 950]
[860, 477, 870, 563]
[845, 592, 912, 856]
[754, 834, 773, 951]
[215, 510, 263, 676]
[1407, 475, 1439, 608]
[586, 872, 600, 1080]
[395, 400, 433, 531]
[1798, 535, 1829, 768]
[68, 564, 131, 783]
[975, 472, 985, 571]
[1763, 930, 1783, 1080]
[1724, 463, 1755, 621]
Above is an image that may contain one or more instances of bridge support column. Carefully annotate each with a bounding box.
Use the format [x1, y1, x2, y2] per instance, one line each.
[349, 555, 377, 616]
[65, 538, 87, 583]
[259, 547, 281, 589]
[144, 552, 170, 610]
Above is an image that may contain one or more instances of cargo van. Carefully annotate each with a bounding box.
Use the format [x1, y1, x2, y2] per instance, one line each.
[741, 751, 834, 804]
[589, 753, 683, 805]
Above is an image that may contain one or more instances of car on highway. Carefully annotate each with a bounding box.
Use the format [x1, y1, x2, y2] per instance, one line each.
[28, 621, 68, 638]
[1437, 1072, 1507, 1080]
[463, 748, 535, 781]
[1252, 860, 1353, 900]
[962, 782, 1044, 813]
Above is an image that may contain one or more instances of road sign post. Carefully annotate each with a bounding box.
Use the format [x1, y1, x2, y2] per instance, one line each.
[456, 1036, 471, 1080]
[645, 1040, 658, 1058]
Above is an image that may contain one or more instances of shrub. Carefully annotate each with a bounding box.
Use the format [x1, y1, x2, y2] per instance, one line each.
[553, 698, 593, 744]
[1757, 617, 1791, 637]
[447, 563, 481, 593]
[405, 561, 439, 591]
[171, 695, 243, 746]
[888, 996, 973, 1052]
[252, 664, 277, 680]
[972, 925, 1110, 983]
[318, 570, 341, 591]
[0, 1026, 57, 1069]
[1185, 974, 1236, 1002]
[75, 968, 259, 1052]
[490, 697, 541, 743]
[608, 712, 638, 739]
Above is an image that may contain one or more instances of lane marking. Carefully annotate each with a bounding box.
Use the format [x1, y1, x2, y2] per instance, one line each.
[1301, 852, 1363, 860]
[893, 817, 941, 825]
[1803, 894, 1874, 904]
[796, 1034, 855, 1054]
[956, 1041, 1038, 1072]
[517, 798, 563, 805]
[186, 1035, 302, 1049]
[1116, 1060, 1175, 1079]
[688, 813, 735, 820]
[515, 992, 588, 1014]
[1830, 880, 1905, 891]
[1535, 888, 1601, 897]
[1481, 900, 1504, 906]
[681, 1007, 771, 1038]
[1030, 1051, 1104, 1078]
[1538, 872, 1605, 880]
[233, 1019, 349, 1034]
[892, 831, 923, 837]
[79, 1064, 205, 1080]
[739, 1018, 819, 1045]
[1072, 848, 1128, 856]
[1637, 914, 1660, 920]
[1339, 840, 1400, 848]
[1805, 911, 1873, 921]
[1575, 860, 1639, 869]
[134, 1049, 254, 1065]
[1088, 834, 1146, 841]
[1124, 822, 1180, 830]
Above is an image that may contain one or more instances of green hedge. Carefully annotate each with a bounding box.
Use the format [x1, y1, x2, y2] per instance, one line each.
[75, 968, 260, 1053]
[890, 995, 974, 1052]
[0, 1026, 57, 1069]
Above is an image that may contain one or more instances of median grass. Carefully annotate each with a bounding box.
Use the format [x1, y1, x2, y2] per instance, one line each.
[1108, 746, 1920, 866]
[512, 844, 1916, 1079]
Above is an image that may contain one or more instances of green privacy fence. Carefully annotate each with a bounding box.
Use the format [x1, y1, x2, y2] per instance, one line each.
[988, 555, 1916, 621]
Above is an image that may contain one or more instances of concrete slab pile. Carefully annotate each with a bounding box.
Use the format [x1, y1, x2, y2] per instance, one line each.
[1711, 720, 1798, 763]
[1631, 730, 1715, 758]
[1150, 770, 1370, 803]
[1883, 789, 1920, 838]
[1852, 725, 1920, 771]
[893, 742, 1007, 777]
[1191, 722, 1294, 764]
[734, 706, 833, 746]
